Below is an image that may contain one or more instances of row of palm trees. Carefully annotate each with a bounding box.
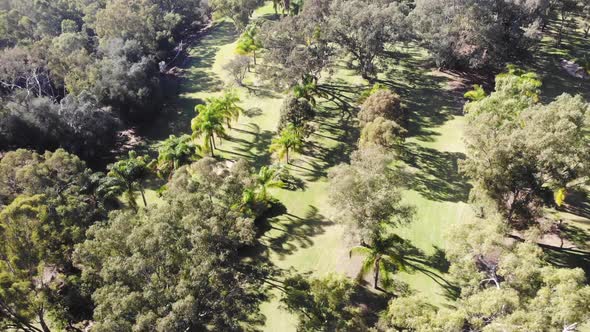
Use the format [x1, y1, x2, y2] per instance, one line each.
[192, 89, 306, 164]
[191, 90, 243, 157]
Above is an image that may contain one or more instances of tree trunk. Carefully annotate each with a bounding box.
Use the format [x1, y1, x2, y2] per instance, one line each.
[253, 50, 257, 65]
[140, 186, 147, 207]
[373, 260, 380, 289]
[285, 148, 289, 164]
[38, 311, 51, 332]
[209, 136, 215, 157]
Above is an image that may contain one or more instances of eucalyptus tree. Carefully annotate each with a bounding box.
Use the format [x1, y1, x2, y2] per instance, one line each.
[327, 0, 409, 79]
[410, 0, 547, 68]
[210, 0, 263, 31]
[0, 149, 107, 331]
[281, 274, 366, 330]
[74, 159, 272, 331]
[383, 218, 590, 331]
[462, 69, 590, 227]
[328, 146, 414, 243]
[259, 0, 334, 88]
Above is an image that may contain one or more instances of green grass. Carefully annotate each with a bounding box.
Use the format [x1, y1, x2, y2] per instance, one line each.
[134, 3, 590, 330]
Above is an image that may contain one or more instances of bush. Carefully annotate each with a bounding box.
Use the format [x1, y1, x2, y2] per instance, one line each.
[358, 89, 403, 126]
[224, 55, 251, 86]
[277, 95, 316, 132]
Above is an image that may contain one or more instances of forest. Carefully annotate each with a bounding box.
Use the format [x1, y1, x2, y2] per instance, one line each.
[0, 0, 589, 331]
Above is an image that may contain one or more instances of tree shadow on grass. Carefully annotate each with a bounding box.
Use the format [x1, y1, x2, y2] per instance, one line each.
[219, 123, 274, 168]
[401, 142, 472, 203]
[387, 236, 460, 300]
[376, 58, 466, 143]
[349, 285, 390, 327]
[562, 224, 590, 250]
[562, 189, 590, 220]
[260, 205, 334, 259]
[286, 103, 359, 181]
[543, 246, 590, 282]
[524, 19, 590, 102]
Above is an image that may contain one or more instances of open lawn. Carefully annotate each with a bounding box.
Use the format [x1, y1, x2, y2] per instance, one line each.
[129, 2, 590, 330]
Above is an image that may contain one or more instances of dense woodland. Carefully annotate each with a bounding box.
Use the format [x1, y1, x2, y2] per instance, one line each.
[0, 0, 590, 331]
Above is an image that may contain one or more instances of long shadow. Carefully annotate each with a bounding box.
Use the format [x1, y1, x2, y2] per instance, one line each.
[543, 247, 590, 282]
[383, 235, 460, 300]
[260, 206, 334, 259]
[401, 142, 472, 203]
[137, 21, 240, 141]
[562, 189, 590, 220]
[227, 129, 274, 168]
[287, 103, 359, 181]
[525, 18, 590, 102]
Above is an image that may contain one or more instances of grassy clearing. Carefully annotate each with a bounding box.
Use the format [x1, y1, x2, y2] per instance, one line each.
[131, 3, 590, 330]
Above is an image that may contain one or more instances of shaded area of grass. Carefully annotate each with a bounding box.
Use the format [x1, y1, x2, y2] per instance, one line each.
[134, 4, 590, 330]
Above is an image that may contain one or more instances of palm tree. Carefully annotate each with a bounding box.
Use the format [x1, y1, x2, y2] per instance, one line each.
[156, 134, 199, 179]
[255, 165, 285, 202]
[191, 103, 226, 157]
[269, 124, 304, 164]
[214, 90, 243, 128]
[236, 26, 262, 65]
[107, 151, 151, 209]
[349, 233, 406, 290]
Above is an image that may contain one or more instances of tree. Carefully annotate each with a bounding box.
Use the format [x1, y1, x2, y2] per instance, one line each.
[461, 69, 590, 227]
[281, 274, 366, 331]
[327, 0, 409, 79]
[382, 218, 590, 331]
[191, 102, 227, 157]
[107, 151, 151, 210]
[253, 165, 285, 203]
[359, 116, 406, 150]
[236, 24, 262, 65]
[349, 232, 406, 290]
[224, 55, 251, 85]
[328, 146, 414, 242]
[269, 124, 304, 164]
[214, 89, 244, 128]
[277, 95, 316, 132]
[410, 0, 546, 69]
[358, 89, 404, 126]
[74, 158, 271, 331]
[259, 1, 334, 88]
[554, 0, 579, 46]
[582, 0, 590, 38]
[0, 149, 106, 331]
[0, 195, 57, 332]
[155, 134, 199, 179]
[210, 0, 263, 31]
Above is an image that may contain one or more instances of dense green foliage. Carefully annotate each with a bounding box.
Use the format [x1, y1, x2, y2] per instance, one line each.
[1, 0, 589, 331]
[74, 158, 272, 331]
[281, 274, 366, 331]
[328, 146, 413, 242]
[0, 0, 208, 158]
[462, 69, 590, 228]
[382, 217, 590, 331]
[0, 149, 108, 331]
